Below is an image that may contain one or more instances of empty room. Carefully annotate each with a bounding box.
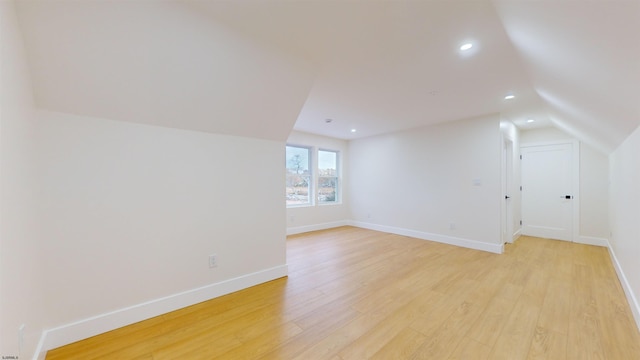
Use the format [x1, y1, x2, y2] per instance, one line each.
[1, 0, 639, 359]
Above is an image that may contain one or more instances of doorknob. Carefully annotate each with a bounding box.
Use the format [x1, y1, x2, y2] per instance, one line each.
[564, 195, 573, 199]
[505, 195, 511, 199]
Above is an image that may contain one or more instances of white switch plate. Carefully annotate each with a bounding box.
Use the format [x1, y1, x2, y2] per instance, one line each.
[209, 254, 218, 268]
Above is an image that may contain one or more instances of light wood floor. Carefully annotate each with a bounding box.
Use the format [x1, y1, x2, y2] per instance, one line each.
[46, 226, 640, 359]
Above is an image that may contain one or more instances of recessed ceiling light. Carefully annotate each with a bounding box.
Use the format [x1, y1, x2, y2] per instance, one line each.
[350, 129, 357, 133]
[460, 43, 473, 51]
[527, 119, 535, 123]
[504, 94, 515, 100]
[325, 118, 333, 123]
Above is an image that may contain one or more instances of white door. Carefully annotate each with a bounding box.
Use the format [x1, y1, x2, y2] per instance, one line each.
[502, 139, 514, 243]
[521, 143, 574, 241]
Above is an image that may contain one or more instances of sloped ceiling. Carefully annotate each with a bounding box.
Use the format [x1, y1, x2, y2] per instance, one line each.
[15, 1, 316, 142]
[15, 1, 640, 152]
[493, 0, 640, 153]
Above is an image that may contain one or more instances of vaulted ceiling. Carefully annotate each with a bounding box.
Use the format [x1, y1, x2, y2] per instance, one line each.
[15, 0, 640, 153]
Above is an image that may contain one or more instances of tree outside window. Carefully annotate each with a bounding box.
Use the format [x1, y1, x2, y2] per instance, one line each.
[286, 145, 311, 206]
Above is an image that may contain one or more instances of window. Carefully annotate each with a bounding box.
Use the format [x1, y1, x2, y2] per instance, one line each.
[286, 145, 312, 206]
[286, 145, 341, 207]
[318, 149, 339, 203]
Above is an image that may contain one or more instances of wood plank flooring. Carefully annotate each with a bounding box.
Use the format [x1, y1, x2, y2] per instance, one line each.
[46, 226, 640, 359]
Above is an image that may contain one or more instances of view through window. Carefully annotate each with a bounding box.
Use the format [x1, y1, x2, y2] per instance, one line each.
[318, 150, 338, 203]
[286, 145, 311, 206]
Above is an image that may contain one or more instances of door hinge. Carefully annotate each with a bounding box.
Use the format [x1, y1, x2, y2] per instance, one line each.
[520, 220, 523, 225]
[520, 186, 522, 191]
[520, 155, 522, 160]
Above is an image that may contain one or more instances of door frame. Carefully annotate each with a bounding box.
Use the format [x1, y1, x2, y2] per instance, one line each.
[501, 137, 515, 244]
[520, 139, 580, 242]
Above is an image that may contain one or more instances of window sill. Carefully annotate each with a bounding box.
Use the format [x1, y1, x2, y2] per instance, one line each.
[286, 204, 313, 209]
[286, 202, 343, 209]
[318, 202, 342, 206]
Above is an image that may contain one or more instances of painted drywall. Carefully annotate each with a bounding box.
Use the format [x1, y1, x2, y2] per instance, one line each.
[0, 2, 44, 358]
[286, 131, 350, 234]
[520, 127, 575, 143]
[35, 110, 287, 344]
[16, 1, 315, 142]
[609, 124, 640, 326]
[521, 127, 610, 241]
[349, 115, 502, 250]
[580, 145, 610, 240]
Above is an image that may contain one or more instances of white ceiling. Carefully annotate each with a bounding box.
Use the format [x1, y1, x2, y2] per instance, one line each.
[15, 0, 640, 153]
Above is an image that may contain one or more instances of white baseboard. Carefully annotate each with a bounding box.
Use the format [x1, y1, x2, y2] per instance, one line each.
[349, 221, 503, 254]
[34, 265, 288, 360]
[576, 235, 609, 247]
[512, 229, 522, 243]
[606, 240, 640, 333]
[286, 220, 349, 235]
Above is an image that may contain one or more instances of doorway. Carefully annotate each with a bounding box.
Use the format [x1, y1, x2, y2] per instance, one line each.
[502, 138, 514, 244]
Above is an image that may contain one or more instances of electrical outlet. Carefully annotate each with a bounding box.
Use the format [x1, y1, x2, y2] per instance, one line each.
[449, 222, 456, 230]
[209, 254, 218, 268]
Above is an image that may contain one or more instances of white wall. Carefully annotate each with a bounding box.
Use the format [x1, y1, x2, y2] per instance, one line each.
[521, 126, 581, 143]
[5, 2, 297, 356]
[0, 2, 44, 358]
[35, 110, 287, 352]
[521, 127, 610, 242]
[580, 145, 610, 240]
[609, 125, 640, 328]
[349, 115, 503, 252]
[286, 131, 350, 234]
